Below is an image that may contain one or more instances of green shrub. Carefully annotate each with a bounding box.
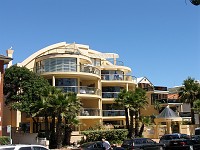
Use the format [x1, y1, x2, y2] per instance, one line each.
[81, 129, 128, 145]
[0, 136, 10, 145]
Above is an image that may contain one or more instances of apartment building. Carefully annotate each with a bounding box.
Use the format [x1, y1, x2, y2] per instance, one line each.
[10, 42, 140, 132]
[4, 42, 193, 136]
[0, 52, 12, 136]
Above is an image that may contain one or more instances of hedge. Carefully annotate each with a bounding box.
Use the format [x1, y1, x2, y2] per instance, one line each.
[81, 129, 128, 144]
[0, 136, 10, 145]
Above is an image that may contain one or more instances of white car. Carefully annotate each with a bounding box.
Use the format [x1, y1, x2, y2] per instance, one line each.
[0, 144, 49, 150]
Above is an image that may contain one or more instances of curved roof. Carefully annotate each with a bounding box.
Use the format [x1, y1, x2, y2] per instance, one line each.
[18, 42, 119, 67]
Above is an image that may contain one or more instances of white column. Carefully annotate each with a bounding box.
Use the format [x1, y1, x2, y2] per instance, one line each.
[16, 110, 21, 128]
[52, 76, 55, 86]
[126, 83, 129, 91]
[6, 49, 14, 68]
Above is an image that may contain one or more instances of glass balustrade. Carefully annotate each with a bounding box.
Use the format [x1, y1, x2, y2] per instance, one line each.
[101, 74, 134, 81]
[102, 92, 119, 98]
[80, 108, 100, 116]
[56, 86, 101, 95]
[156, 99, 181, 104]
[102, 110, 125, 116]
[34, 64, 100, 76]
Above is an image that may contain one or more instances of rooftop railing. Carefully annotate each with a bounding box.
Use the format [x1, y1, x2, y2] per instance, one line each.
[101, 59, 124, 66]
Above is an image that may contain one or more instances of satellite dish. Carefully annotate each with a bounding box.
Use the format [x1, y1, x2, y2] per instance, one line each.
[189, 0, 200, 6]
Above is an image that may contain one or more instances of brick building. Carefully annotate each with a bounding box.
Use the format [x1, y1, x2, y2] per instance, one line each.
[0, 53, 12, 136]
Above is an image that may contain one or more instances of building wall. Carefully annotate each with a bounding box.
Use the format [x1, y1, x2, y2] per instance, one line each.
[0, 60, 4, 136]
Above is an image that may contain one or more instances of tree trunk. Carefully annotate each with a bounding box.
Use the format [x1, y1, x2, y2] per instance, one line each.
[63, 118, 72, 146]
[139, 124, 144, 137]
[191, 102, 195, 124]
[44, 115, 49, 139]
[32, 117, 39, 133]
[49, 115, 56, 149]
[56, 114, 63, 149]
[135, 111, 139, 137]
[125, 107, 129, 130]
[128, 109, 134, 138]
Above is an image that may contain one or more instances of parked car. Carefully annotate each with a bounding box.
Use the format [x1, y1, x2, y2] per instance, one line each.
[0, 144, 49, 150]
[78, 141, 106, 150]
[159, 133, 200, 150]
[121, 138, 164, 150]
[78, 141, 124, 150]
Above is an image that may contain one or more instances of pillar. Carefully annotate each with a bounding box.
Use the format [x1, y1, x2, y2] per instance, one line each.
[154, 121, 159, 139]
[166, 121, 172, 134]
[6, 49, 14, 68]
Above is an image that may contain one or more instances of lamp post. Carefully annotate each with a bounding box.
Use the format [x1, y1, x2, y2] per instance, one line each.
[7, 125, 12, 144]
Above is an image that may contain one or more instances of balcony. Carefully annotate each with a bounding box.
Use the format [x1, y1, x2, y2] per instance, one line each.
[102, 110, 125, 116]
[179, 112, 191, 117]
[34, 64, 100, 76]
[102, 92, 119, 98]
[157, 99, 181, 104]
[101, 74, 135, 82]
[56, 86, 101, 96]
[80, 108, 100, 116]
[154, 86, 168, 91]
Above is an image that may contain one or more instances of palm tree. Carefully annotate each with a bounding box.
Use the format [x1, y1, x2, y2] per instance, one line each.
[138, 116, 152, 137]
[62, 92, 82, 146]
[193, 99, 200, 125]
[115, 88, 147, 138]
[179, 77, 200, 124]
[115, 89, 130, 131]
[49, 90, 81, 149]
[153, 100, 161, 112]
[128, 88, 148, 137]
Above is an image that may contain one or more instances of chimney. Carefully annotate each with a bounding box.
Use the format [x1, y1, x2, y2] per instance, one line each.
[6, 48, 14, 68]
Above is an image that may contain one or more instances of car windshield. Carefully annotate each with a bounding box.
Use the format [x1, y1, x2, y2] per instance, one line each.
[80, 142, 95, 148]
[162, 134, 190, 140]
[163, 134, 180, 140]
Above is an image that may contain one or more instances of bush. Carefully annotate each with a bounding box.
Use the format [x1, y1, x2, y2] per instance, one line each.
[81, 129, 128, 145]
[0, 136, 10, 145]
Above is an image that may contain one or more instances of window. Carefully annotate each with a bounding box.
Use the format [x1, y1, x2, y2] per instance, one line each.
[19, 147, 32, 150]
[33, 146, 48, 150]
[37, 57, 77, 72]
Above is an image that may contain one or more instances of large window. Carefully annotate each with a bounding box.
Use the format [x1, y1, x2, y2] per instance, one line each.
[36, 57, 77, 73]
[55, 78, 77, 93]
[102, 86, 123, 98]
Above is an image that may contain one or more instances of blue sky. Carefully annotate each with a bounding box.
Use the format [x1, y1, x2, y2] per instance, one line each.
[0, 1, 199, 88]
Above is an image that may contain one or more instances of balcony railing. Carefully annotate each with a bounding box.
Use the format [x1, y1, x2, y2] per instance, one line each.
[56, 86, 101, 96]
[101, 60, 124, 66]
[141, 87, 154, 91]
[156, 99, 181, 104]
[101, 74, 134, 81]
[80, 108, 100, 116]
[33, 64, 100, 76]
[102, 92, 119, 98]
[179, 112, 191, 117]
[102, 110, 125, 116]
